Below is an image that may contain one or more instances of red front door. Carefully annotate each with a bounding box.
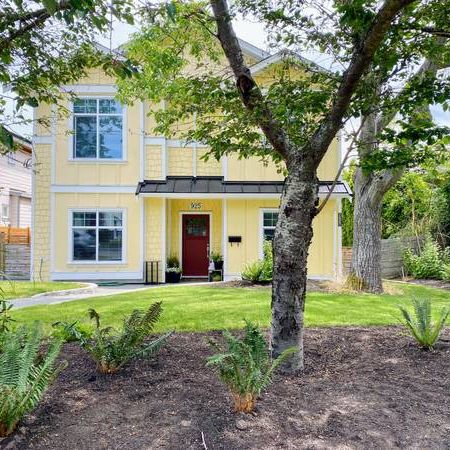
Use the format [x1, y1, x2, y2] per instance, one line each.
[182, 214, 210, 277]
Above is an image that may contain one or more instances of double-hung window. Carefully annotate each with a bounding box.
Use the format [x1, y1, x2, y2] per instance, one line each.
[262, 211, 278, 242]
[71, 210, 124, 262]
[73, 98, 123, 160]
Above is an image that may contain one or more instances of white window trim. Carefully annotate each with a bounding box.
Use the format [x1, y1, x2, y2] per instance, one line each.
[68, 96, 128, 162]
[259, 208, 278, 259]
[67, 208, 127, 265]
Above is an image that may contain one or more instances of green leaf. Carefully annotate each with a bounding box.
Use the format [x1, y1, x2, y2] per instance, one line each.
[42, 0, 59, 14]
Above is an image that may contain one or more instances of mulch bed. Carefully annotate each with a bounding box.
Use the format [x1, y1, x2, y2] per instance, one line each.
[2, 327, 450, 450]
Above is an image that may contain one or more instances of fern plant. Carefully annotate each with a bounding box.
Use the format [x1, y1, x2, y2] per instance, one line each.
[398, 298, 449, 350]
[207, 321, 297, 413]
[67, 302, 172, 374]
[0, 323, 66, 436]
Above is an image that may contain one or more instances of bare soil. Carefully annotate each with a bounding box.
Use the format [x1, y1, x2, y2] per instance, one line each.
[2, 327, 450, 450]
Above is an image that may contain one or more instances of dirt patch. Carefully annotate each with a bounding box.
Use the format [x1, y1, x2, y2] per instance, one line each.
[2, 327, 449, 450]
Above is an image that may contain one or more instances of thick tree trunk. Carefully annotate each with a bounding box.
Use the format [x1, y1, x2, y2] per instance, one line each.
[351, 168, 384, 293]
[351, 165, 403, 293]
[271, 165, 317, 372]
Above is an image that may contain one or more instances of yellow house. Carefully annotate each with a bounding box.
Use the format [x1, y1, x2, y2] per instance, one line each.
[31, 40, 351, 282]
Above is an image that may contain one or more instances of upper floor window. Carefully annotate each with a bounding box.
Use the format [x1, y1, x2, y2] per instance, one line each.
[73, 98, 123, 160]
[262, 211, 278, 242]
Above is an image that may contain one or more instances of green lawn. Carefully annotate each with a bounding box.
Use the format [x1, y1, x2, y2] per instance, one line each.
[10, 281, 450, 333]
[0, 281, 84, 300]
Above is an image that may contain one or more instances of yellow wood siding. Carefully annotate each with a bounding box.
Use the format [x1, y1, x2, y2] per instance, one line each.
[145, 145, 163, 179]
[52, 193, 141, 277]
[32, 144, 52, 280]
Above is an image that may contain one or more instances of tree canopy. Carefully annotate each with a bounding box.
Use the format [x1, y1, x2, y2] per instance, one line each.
[0, 0, 135, 150]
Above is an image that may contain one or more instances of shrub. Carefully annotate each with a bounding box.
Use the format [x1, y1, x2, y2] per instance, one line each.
[51, 320, 93, 343]
[207, 321, 297, 413]
[442, 264, 450, 282]
[241, 260, 264, 283]
[260, 240, 273, 282]
[403, 237, 447, 279]
[167, 255, 180, 269]
[241, 240, 273, 283]
[0, 296, 14, 335]
[67, 302, 172, 374]
[398, 298, 449, 350]
[0, 323, 66, 436]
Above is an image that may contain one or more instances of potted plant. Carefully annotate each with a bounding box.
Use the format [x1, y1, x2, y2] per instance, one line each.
[166, 255, 182, 283]
[211, 251, 224, 271]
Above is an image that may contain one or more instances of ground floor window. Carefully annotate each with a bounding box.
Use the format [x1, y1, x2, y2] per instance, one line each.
[262, 210, 278, 242]
[71, 210, 123, 262]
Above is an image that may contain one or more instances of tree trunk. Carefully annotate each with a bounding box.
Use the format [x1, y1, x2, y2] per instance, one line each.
[350, 168, 384, 293]
[271, 165, 317, 372]
[351, 166, 403, 293]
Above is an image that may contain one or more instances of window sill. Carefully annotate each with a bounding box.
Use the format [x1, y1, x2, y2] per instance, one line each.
[68, 159, 128, 164]
[67, 261, 128, 266]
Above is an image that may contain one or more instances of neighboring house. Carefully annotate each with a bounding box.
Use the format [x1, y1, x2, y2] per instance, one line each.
[31, 40, 351, 282]
[0, 132, 32, 228]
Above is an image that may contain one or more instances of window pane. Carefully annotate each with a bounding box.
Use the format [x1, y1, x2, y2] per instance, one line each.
[73, 229, 96, 260]
[263, 228, 275, 241]
[186, 217, 207, 236]
[99, 116, 123, 159]
[263, 212, 278, 227]
[74, 116, 97, 158]
[99, 99, 122, 114]
[73, 99, 97, 114]
[99, 211, 122, 227]
[98, 229, 122, 261]
[73, 212, 96, 227]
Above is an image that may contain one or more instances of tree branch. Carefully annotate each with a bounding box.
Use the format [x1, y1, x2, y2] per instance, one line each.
[210, 0, 293, 160]
[0, 0, 71, 54]
[311, 0, 416, 164]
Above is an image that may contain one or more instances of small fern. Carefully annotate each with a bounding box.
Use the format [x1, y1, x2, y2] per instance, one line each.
[66, 302, 172, 373]
[207, 321, 297, 413]
[0, 323, 66, 436]
[398, 298, 449, 350]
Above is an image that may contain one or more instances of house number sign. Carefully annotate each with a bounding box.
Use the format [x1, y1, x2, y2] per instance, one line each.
[190, 202, 202, 210]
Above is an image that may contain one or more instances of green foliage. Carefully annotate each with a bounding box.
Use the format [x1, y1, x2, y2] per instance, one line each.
[0, 323, 66, 436]
[241, 260, 264, 283]
[0, 0, 135, 142]
[398, 298, 449, 350]
[167, 255, 180, 268]
[403, 237, 449, 279]
[241, 241, 273, 283]
[0, 295, 15, 334]
[66, 302, 172, 374]
[210, 251, 223, 263]
[207, 321, 296, 412]
[51, 321, 92, 343]
[382, 172, 433, 238]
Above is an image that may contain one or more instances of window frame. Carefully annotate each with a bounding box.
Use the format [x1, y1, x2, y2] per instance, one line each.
[68, 208, 127, 265]
[259, 208, 278, 259]
[69, 96, 127, 163]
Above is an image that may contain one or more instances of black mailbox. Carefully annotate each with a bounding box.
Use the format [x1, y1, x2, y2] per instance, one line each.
[228, 236, 242, 244]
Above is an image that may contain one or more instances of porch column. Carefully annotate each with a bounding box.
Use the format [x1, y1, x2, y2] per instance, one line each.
[222, 198, 227, 280]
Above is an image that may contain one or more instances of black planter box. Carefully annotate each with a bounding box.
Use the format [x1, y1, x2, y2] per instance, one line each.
[214, 261, 224, 271]
[166, 271, 181, 283]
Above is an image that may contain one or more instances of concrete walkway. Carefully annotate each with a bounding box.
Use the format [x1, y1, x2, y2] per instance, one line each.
[10, 281, 213, 309]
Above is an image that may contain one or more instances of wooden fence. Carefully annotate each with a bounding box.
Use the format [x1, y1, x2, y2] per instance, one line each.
[0, 226, 30, 244]
[342, 236, 422, 279]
